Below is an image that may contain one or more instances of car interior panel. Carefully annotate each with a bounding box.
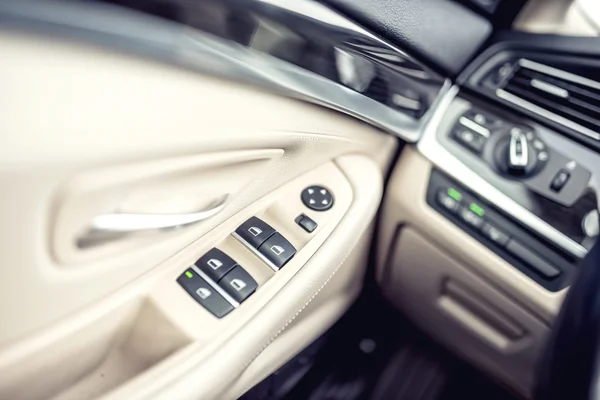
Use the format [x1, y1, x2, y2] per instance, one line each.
[1, 0, 600, 399]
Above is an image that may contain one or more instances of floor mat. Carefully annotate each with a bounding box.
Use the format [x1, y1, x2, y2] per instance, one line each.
[243, 293, 517, 400]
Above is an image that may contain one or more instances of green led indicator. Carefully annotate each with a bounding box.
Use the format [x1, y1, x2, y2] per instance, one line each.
[447, 187, 462, 201]
[469, 203, 485, 217]
[185, 271, 193, 279]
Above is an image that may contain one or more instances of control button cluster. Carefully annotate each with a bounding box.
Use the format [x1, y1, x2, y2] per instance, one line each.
[178, 248, 259, 318]
[436, 186, 560, 279]
[234, 217, 297, 270]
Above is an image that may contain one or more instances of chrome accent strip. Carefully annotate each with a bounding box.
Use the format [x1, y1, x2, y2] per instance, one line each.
[530, 79, 569, 99]
[232, 232, 280, 272]
[89, 195, 228, 233]
[496, 89, 600, 140]
[418, 86, 588, 259]
[519, 59, 600, 91]
[459, 116, 490, 138]
[190, 265, 240, 308]
[0, 1, 450, 143]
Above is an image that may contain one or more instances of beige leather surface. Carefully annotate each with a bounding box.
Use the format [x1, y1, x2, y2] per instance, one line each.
[378, 147, 564, 398]
[0, 30, 397, 399]
[514, 0, 600, 36]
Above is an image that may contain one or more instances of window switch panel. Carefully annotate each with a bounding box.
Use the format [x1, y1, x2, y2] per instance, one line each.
[177, 269, 233, 318]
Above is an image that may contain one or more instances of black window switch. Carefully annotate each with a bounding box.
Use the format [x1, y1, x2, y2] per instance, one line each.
[550, 169, 570, 192]
[177, 269, 233, 318]
[258, 232, 297, 269]
[195, 248, 237, 282]
[295, 214, 318, 233]
[235, 217, 276, 248]
[219, 266, 258, 303]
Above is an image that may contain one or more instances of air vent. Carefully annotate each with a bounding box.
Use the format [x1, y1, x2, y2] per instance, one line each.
[496, 59, 600, 140]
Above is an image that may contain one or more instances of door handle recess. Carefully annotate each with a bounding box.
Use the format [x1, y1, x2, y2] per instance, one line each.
[77, 194, 228, 248]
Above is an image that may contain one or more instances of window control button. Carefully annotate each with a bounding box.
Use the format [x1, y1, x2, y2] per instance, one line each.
[219, 266, 258, 303]
[295, 214, 318, 233]
[235, 217, 276, 248]
[258, 233, 297, 269]
[195, 248, 237, 282]
[177, 269, 233, 318]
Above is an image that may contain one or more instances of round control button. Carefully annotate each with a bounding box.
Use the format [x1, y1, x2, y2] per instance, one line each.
[301, 185, 334, 211]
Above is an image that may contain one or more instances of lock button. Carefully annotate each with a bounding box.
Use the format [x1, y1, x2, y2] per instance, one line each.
[218, 266, 258, 303]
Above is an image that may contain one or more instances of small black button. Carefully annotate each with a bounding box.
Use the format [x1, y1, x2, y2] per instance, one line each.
[301, 186, 334, 211]
[481, 222, 510, 247]
[437, 190, 460, 213]
[195, 248, 237, 282]
[458, 207, 484, 229]
[505, 240, 561, 279]
[295, 214, 318, 233]
[235, 217, 276, 248]
[258, 233, 297, 269]
[177, 269, 233, 318]
[453, 127, 486, 153]
[550, 169, 570, 192]
[219, 266, 258, 303]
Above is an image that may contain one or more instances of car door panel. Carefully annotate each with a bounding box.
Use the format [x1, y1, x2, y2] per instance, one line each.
[0, 29, 396, 400]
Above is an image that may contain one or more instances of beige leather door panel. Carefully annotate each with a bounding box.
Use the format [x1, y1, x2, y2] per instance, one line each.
[0, 30, 397, 399]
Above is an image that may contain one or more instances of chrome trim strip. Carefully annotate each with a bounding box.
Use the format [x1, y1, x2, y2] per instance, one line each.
[418, 86, 588, 259]
[519, 59, 600, 92]
[496, 89, 600, 140]
[530, 79, 569, 99]
[190, 265, 240, 308]
[89, 194, 228, 233]
[459, 116, 490, 138]
[232, 232, 280, 272]
[0, 1, 450, 143]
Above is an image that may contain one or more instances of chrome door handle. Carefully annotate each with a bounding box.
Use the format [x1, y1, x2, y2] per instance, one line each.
[77, 194, 228, 248]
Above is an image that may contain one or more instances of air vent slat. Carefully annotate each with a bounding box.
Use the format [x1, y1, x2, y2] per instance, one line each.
[518, 69, 600, 103]
[505, 84, 600, 132]
[499, 59, 600, 141]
